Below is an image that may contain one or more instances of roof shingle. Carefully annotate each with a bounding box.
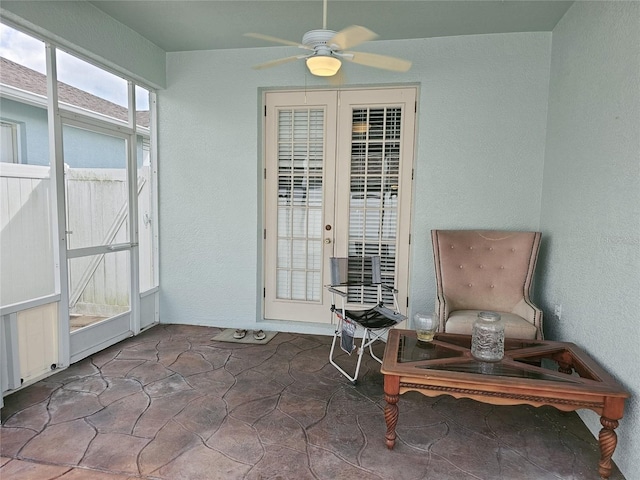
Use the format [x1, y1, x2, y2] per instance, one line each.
[0, 57, 149, 128]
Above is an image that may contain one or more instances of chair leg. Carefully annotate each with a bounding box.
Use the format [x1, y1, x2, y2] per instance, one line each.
[367, 331, 384, 365]
[351, 327, 384, 365]
[329, 326, 369, 384]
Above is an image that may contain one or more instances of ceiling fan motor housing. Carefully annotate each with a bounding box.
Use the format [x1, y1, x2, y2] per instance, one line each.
[303, 29, 338, 56]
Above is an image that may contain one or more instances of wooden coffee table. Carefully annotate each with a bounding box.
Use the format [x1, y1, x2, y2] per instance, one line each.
[381, 330, 629, 479]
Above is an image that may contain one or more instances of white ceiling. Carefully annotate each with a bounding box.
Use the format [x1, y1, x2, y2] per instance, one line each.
[89, 0, 574, 52]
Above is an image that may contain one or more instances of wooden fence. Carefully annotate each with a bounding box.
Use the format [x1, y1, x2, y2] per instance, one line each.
[0, 163, 153, 315]
[0, 163, 55, 307]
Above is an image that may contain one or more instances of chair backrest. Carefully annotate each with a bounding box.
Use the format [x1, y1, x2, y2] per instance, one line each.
[431, 230, 541, 312]
[330, 256, 382, 286]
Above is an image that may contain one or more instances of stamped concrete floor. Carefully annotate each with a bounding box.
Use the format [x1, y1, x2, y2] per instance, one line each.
[1, 324, 625, 480]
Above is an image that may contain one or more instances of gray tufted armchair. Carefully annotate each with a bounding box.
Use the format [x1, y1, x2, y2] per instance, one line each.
[431, 230, 543, 339]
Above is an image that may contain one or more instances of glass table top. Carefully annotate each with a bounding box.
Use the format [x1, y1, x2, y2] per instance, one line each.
[381, 330, 629, 401]
[396, 333, 583, 383]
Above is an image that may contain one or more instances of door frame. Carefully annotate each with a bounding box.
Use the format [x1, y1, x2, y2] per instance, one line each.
[261, 86, 418, 325]
[262, 90, 339, 324]
[59, 114, 140, 363]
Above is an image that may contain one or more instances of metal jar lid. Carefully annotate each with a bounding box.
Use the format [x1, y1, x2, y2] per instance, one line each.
[478, 311, 501, 321]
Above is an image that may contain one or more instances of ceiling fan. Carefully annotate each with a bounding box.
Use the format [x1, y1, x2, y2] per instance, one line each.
[244, 0, 412, 77]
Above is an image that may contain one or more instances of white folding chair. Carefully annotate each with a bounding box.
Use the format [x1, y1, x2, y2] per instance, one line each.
[327, 256, 406, 384]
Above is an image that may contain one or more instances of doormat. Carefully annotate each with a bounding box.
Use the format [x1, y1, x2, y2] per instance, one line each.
[211, 329, 278, 345]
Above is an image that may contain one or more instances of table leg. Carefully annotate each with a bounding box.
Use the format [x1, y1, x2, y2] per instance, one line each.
[384, 375, 400, 449]
[598, 416, 619, 479]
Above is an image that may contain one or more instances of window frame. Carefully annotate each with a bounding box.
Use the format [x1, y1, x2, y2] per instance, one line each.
[1, 120, 21, 163]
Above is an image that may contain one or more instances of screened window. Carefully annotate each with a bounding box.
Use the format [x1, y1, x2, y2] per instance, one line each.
[0, 25, 54, 307]
[56, 49, 129, 123]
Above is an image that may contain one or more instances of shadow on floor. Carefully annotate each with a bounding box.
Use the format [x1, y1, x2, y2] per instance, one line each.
[0, 324, 625, 480]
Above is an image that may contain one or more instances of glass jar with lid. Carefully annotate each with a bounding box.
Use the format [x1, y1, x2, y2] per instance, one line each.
[471, 311, 505, 362]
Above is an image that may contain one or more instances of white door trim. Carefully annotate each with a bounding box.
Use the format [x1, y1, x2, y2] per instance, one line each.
[263, 86, 417, 324]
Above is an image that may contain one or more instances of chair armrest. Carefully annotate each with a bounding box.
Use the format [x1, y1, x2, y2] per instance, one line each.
[381, 284, 399, 293]
[511, 298, 544, 339]
[435, 294, 451, 332]
[327, 286, 348, 297]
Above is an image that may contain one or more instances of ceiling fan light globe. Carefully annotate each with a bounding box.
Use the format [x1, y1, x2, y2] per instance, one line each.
[306, 56, 341, 76]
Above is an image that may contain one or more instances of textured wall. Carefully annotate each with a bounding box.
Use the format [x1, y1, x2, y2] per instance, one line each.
[159, 32, 551, 333]
[540, 2, 640, 477]
[0, 0, 165, 89]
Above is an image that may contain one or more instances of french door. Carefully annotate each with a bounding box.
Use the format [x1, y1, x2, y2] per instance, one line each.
[264, 87, 416, 324]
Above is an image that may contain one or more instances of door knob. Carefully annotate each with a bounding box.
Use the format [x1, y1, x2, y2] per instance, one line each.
[324, 238, 331, 244]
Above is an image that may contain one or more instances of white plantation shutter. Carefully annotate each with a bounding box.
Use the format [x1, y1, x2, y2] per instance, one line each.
[347, 106, 403, 305]
[276, 108, 324, 301]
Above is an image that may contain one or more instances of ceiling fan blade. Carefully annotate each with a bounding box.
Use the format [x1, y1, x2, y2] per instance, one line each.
[244, 32, 305, 48]
[329, 25, 378, 50]
[252, 55, 305, 70]
[343, 51, 412, 72]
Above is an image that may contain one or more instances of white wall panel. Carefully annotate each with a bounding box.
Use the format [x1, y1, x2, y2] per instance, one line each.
[17, 303, 58, 382]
